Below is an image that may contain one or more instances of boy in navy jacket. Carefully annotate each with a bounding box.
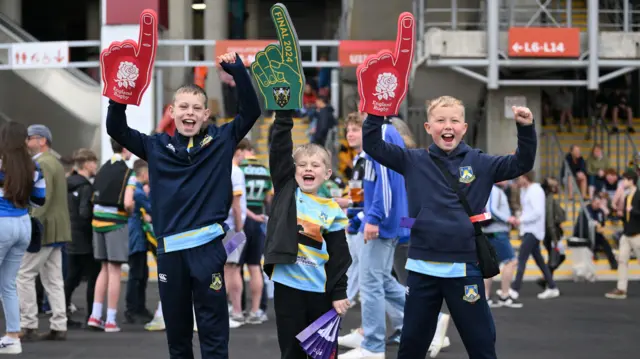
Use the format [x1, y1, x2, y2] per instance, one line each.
[363, 96, 536, 359]
[106, 52, 261, 359]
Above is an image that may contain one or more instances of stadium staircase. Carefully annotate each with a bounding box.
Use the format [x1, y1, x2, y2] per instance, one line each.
[558, 0, 588, 31]
[528, 118, 640, 282]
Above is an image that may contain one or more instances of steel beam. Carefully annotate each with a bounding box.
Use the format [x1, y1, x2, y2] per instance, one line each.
[426, 58, 640, 68]
[599, 67, 636, 84]
[486, 0, 499, 89]
[623, 0, 630, 32]
[450, 66, 488, 83]
[587, 0, 599, 90]
[498, 79, 587, 86]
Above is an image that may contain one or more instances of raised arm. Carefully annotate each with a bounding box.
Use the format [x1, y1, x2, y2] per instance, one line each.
[269, 110, 296, 193]
[220, 54, 261, 143]
[106, 100, 151, 161]
[483, 122, 537, 183]
[362, 115, 407, 175]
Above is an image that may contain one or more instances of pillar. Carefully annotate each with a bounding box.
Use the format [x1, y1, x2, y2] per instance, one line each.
[484, 88, 542, 180]
[204, 0, 227, 116]
[0, 0, 22, 25]
[246, 0, 259, 39]
[166, 0, 193, 98]
[587, 0, 599, 90]
[100, 0, 168, 161]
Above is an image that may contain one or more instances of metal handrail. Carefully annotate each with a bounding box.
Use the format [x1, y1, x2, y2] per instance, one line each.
[541, 130, 594, 240]
[592, 117, 638, 173]
[0, 12, 98, 86]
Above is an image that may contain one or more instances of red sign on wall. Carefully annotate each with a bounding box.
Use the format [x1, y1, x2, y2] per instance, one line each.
[508, 27, 581, 58]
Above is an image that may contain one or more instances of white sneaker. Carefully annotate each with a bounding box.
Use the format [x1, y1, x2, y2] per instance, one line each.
[496, 288, 519, 300]
[537, 288, 560, 299]
[429, 336, 451, 358]
[338, 329, 365, 349]
[144, 316, 166, 331]
[229, 313, 245, 329]
[0, 337, 21, 354]
[429, 313, 450, 357]
[340, 347, 385, 359]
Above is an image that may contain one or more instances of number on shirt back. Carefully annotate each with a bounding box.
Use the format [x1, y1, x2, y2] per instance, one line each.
[246, 179, 266, 201]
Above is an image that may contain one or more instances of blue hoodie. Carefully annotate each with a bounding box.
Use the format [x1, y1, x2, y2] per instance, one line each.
[362, 123, 409, 239]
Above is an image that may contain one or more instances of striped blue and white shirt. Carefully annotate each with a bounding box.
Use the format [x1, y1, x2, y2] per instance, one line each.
[0, 160, 46, 217]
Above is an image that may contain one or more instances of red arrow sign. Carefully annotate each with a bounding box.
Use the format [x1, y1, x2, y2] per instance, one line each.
[54, 49, 65, 63]
[508, 27, 580, 57]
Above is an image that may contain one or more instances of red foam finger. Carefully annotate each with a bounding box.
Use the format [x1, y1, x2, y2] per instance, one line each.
[137, 9, 158, 63]
[393, 12, 415, 74]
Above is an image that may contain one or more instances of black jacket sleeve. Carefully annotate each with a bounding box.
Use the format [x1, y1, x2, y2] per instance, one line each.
[77, 183, 94, 222]
[269, 110, 296, 194]
[324, 230, 352, 301]
[106, 100, 150, 161]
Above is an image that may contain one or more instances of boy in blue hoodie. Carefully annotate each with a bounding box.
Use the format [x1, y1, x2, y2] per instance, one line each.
[341, 120, 408, 359]
[363, 96, 536, 359]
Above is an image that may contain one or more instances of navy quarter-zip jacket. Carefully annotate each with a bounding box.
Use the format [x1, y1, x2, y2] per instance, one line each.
[362, 115, 537, 263]
[107, 56, 261, 253]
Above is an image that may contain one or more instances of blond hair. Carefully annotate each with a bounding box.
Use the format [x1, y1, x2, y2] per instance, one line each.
[293, 143, 332, 168]
[389, 117, 417, 149]
[426, 96, 465, 120]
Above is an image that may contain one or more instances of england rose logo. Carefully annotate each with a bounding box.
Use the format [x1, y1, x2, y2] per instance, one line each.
[373, 72, 398, 100]
[115, 61, 139, 89]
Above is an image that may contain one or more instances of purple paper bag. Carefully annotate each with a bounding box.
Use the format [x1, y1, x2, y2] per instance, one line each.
[224, 232, 246, 256]
[298, 310, 342, 359]
[296, 309, 338, 343]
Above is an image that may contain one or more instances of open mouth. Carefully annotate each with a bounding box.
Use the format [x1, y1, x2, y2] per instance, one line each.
[302, 174, 315, 186]
[441, 133, 454, 144]
[182, 119, 196, 131]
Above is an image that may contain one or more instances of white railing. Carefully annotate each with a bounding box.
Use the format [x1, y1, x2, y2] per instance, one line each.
[0, 39, 343, 70]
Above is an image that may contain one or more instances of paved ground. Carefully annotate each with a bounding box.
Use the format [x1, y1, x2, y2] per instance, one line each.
[2, 280, 638, 359]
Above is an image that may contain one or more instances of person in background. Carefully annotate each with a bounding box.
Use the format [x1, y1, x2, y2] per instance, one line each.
[0, 122, 46, 354]
[610, 88, 635, 133]
[536, 177, 567, 288]
[60, 156, 74, 177]
[573, 192, 617, 270]
[125, 159, 154, 325]
[562, 145, 588, 198]
[88, 139, 132, 332]
[606, 171, 640, 299]
[224, 142, 248, 329]
[586, 144, 610, 199]
[193, 54, 208, 90]
[310, 95, 336, 147]
[508, 172, 560, 300]
[64, 149, 101, 329]
[555, 87, 574, 132]
[155, 105, 176, 136]
[483, 182, 521, 308]
[18, 124, 71, 341]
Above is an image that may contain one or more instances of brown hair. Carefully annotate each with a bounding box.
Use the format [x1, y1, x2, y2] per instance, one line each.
[236, 138, 253, 152]
[345, 112, 363, 128]
[0, 122, 35, 208]
[73, 148, 98, 169]
[133, 159, 148, 173]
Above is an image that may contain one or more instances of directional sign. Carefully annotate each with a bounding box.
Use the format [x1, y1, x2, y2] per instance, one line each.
[10, 41, 70, 69]
[508, 27, 580, 58]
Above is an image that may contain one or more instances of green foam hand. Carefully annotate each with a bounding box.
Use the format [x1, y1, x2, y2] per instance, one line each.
[251, 3, 305, 110]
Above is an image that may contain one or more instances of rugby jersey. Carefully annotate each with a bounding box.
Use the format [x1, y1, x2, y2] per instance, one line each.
[271, 188, 348, 293]
[239, 156, 272, 214]
[92, 154, 130, 233]
[0, 161, 46, 216]
[225, 164, 247, 231]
